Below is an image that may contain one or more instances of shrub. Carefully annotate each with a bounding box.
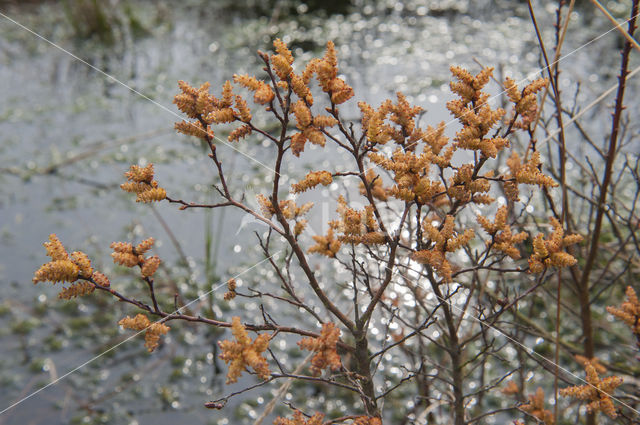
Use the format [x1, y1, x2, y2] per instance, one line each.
[32, 16, 640, 425]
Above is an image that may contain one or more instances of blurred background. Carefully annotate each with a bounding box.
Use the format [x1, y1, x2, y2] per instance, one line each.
[0, 0, 636, 424]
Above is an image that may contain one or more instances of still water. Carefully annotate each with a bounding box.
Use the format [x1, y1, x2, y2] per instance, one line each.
[0, 1, 635, 424]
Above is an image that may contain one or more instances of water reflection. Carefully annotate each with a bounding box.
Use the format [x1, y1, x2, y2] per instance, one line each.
[0, 1, 636, 424]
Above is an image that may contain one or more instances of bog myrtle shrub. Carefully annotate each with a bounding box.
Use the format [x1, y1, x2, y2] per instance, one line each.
[33, 34, 639, 425]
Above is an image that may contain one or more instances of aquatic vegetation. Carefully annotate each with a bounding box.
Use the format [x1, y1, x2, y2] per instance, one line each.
[28, 2, 640, 421]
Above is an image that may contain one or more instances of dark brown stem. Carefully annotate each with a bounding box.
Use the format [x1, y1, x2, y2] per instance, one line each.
[144, 277, 160, 313]
[89, 278, 355, 352]
[265, 79, 356, 333]
[578, 3, 638, 423]
[353, 328, 379, 417]
[359, 206, 408, 326]
[429, 278, 465, 425]
[578, 0, 638, 358]
[269, 373, 362, 393]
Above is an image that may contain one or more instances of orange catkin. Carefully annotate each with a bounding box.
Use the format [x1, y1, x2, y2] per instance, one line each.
[218, 317, 271, 383]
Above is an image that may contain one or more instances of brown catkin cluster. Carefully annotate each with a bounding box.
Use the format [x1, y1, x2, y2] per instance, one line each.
[560, 362, 622, 418]
[111, 238, 161, 278]
[333, 196, 385, 245]
[33, 234, 96, 286]
[70, 251, 92, 277]
[143, 322, 170, 352]
[58, 281, 95, 299]
[293, 219, 308, 237]
[291, 170, 333, 193]
[448, 164, 495, 205]
[255, 197, 312, 237]
[174, 119, 214, 140]
[267, 41, 344, 156]
[307, 226, 341, 258]
[369, 148, 443, 205]
[278, 200, 312, 220]
[224, 278, 237, 300]
[297, 322, 342, 376]
[504, 76, 549, 129]
[315, 41, 354, 105]
[218, 316, 271, 384]
[505, 151, 557, 202]
[606, 286, 640, 340]
[228, 124, 252, 142]
[447, 67, 508, 159]
[575, 355, 607, 374]
[290, 99, 327, 156]
[528, 217, 582, 273]
[173, 80, 215, 139]
[520, 387, 554, 424]
[359, 169, 389, 201]
[111, 241, 141, 267]
[361, 93, 422, 147]
[234, 74, 274, 106]
[422, 121, 454, 167]
[32, 260, 79, 284]
[174, 80, 213, 118]
[118, 314, 170, 352]
[174, 78, 255, 143]
[255, 195, 313, 227]
[141, 256, 161, 278]
[121, 164, 166, 203]
[136, 237, 155, 254]
[91, 271, 110, 287]
[274, 411, 324, 425]
[411, 215, 474, 282]
[44, 233, 69, 261]
[256, 194, 276, 218]
[271, 38, 293, 79]
[477, 206, 528, 259]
